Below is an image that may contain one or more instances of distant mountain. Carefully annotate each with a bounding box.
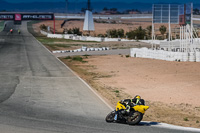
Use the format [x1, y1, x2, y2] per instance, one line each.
[0, 0, 199, 13]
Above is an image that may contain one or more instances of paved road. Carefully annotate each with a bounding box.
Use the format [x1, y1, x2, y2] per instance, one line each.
[0, 21, 198, 133]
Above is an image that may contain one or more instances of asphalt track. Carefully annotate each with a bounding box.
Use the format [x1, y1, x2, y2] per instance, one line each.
[0, 21, 199, 133]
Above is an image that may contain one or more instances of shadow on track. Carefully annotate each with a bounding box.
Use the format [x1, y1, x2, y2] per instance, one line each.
[108, 120, 159, 127]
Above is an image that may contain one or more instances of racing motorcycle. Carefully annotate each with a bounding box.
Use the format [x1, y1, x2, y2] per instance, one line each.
[10, 29, 13, 34]
[105, 101, 149, 125]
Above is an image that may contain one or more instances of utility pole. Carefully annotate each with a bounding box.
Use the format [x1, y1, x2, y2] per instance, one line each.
[65, 0, 68, 13]
[88, 0, 91, 11]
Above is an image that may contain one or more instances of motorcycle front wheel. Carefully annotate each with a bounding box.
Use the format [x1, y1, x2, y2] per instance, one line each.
[105, 111, 115, 122]
[127, 111, 143, 125]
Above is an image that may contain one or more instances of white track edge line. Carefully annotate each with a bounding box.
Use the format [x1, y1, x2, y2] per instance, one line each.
[143, 121, 200, 132]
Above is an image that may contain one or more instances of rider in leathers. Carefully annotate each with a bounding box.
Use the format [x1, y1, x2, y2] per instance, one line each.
[114, 95, 145, 121]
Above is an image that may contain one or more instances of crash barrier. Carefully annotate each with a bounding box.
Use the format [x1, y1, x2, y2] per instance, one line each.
[52, 46, 110, 54]
[196, 52, 200, 62]
[40, 30, 134, 42]
[40, 30, 200, 46]
[40, 30, 48, 36]
[41, 30, 176, 43]
[130, 48, 200, 62]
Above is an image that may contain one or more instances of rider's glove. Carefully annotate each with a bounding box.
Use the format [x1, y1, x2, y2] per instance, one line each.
[133, 103, 136, 106]
[126, 106, 130, 113]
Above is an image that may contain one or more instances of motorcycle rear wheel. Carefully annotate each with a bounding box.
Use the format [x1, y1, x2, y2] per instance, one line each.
[105, 111, 115, 122]
[127, 111, 143, 125]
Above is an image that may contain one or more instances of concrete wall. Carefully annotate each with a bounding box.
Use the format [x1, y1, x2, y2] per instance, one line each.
[40, 30, 136, 42]
[130, 48, 200, 62]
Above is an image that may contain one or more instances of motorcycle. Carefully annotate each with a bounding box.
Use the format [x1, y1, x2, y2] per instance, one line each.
[105, 101, 149, 125]
[10, 29, 13, 34]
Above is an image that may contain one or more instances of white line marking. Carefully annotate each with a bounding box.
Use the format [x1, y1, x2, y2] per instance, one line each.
[142, 121, 200, 132]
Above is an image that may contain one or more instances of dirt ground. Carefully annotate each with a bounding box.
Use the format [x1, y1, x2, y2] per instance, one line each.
[33, 19, 184, 37]
[33, 18, 200, 128]
[60, 55, 200, 128]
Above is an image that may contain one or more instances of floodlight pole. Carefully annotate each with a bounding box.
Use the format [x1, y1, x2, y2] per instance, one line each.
[65, 0, 68, 13]
[191, 3, 193, 37]
[180, 26, 182, 52]
[168, 4, 171, 51]
[54, 15, 55, 34]
[152, 23, 154, 49]
[191, 3, 194, 52]
[88, 0, 91, 10]
[184, 25, 187, 52]
[152, 4, 154, 49]
[182, 26, 184, 52]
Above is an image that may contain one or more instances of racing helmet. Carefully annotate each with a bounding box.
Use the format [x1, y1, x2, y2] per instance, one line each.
[134, 95, 141, 99]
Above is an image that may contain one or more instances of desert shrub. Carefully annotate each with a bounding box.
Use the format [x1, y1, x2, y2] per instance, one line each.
[111, 20, 117, 24]
[157, 36, 163, 40]
[65, 56, 72, 59]
[72, 56, 83, 62]
[66, 28, 73, 34]
[106, 29, 124, 38]
[98, 34, 106, 37]
[40, 24, 47, 31]
[117, 29, 125, 38]
[72, 27, 82, 35]
[126, 26, 146, 40]
[65, 27, 82, 35]
[146, 25, 152, 38]
[159, 25, 167, 39]
[183, 117, 189, 121]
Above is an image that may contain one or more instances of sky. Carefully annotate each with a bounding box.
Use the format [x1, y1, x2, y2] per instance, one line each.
[2, 0, 199, 4]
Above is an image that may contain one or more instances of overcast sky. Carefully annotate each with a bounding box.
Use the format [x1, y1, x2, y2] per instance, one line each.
[2, 0, 199, 4]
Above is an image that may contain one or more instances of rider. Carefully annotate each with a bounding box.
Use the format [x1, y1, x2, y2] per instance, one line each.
[114, 95, 145, 121]
[10, 29, 13, 33]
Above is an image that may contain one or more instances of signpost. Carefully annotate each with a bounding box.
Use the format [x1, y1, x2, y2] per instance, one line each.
[14, 14, 22, 25]
[153, 4, 179, 24]
[0, 12, 55, 34]
[0, 14, 14, 20]
[179, 4, 185, 25]
[21, 14, 54, 20]
[152, 3, 193, 51]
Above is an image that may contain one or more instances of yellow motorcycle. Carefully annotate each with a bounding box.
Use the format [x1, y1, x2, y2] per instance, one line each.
[105, 101, 149, 125]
